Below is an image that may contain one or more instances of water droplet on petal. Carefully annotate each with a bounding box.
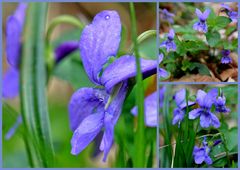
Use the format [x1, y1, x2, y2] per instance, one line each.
[105, 15, 110, 20]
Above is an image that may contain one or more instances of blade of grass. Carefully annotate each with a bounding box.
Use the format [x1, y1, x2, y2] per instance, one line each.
[129, 3, 145, 167]
[20, 3, 54, 167]
[174, 127, 186, 167]
[146, 140, 154, 167]
[161, 85, 172, 167]
[183, 90, 195, 167]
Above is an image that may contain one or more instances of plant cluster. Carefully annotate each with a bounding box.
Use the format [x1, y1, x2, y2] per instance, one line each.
[159, 3, 238, 81]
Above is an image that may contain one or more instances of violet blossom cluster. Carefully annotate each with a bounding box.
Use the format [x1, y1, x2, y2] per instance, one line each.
[172, 88, 230, 128]
[172, 88, 230, 165]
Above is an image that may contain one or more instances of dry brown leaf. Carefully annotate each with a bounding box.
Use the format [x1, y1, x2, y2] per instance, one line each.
[219, 68, 238, 82]
[170, 74, 221, 82]
[230, 53, 238, 67]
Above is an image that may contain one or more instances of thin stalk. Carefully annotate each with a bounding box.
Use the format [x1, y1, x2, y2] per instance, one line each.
[46, 15, 84, 42]
[45, 15, 84, 75]
[129, 3, 145, 167]
[129, 30, 157, 52]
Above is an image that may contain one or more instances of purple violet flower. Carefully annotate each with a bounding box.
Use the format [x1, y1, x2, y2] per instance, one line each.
[3, 68, 19, 99]
[189, 88, 220, 128]
[160, 29, 176, 52]
[6, 3, 27, 68]
[172, 89, 195, 126]
[54, 41, 79, 63]
[193, 8, 210, 33]
[159, 53, 168, 78]
[214, 94, 230, 114]
[221, 4, 238, 23]
[69, 10, 157, 161]
[159, 8, 175, 24]
[221, 50, 232, 64]
[131, 86, 166, 127]
[3, 3, 27, 99]
[193, 137, 212, 165]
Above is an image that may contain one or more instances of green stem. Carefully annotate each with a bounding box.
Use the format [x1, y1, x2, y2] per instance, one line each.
[130, 3, 145, 167]
[46, 15, 84, 43]
[45, 15, 84, 74]
[129, 30, 157, 52]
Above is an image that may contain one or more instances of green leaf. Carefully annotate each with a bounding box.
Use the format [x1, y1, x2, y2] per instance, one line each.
[210, 143, 227, 167]
[53, 52, 94, 90]
[175, 34, 208, 56]
[173, 25, 195, 34]
[206, 31, 221, 47]
[184, 40, 208, 52]
[181, 60, 191, 71]
[224, 128, 238, 152]
[222, 39, 238, 51]
[208, 16, 231, 31]
[20, 3, 54, 167]
[225, 27, 236, 36]
[189, 63, 211, 76]
[182, 34, 200, 41]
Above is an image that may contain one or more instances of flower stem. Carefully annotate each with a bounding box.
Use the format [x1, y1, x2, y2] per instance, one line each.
[46, 15, 84, 43]
[45, 15, 84, 75]
[129, 30, 157, 52]
[129, 3, 146, 167]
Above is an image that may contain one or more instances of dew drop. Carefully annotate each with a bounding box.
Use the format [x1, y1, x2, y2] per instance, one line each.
[105, 15, 110, 20]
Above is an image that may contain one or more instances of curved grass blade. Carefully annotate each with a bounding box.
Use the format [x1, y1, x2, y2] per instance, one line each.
[20, 3, 54, 167]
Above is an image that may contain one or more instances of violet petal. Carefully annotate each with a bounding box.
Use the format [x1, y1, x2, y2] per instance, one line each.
[71, 112, 104, 155]
[6, 3, 27, 68]
[101, 55, 157, 93]
[2, 68, 19, 99]
[68, 88, 108, 131]
[55, 41, 79, 63]
[203, 88, 218, 109]
[79, 10, 121, 85]
[189, 108, 202, 119]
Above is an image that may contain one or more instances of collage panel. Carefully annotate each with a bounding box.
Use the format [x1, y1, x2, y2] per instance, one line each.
[1, 1, 239, 169]
[2, 2, 158, 168]
[159, 84, 238, 168]
[159, 2, 238, 82]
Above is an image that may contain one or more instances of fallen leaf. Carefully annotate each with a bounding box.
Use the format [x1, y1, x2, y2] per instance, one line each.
[219, 68, 238, 81]
[169, 74, 221, 82]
